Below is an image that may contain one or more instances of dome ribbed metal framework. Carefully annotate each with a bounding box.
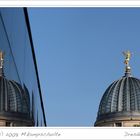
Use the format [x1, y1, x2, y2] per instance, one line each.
[0, 76, 30, 114]
[94, 51, 140, 126]
[95, 76, 140, 125]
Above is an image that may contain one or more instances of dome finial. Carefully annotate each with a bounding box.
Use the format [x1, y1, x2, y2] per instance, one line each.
[0, 51, 4, 76]
[123, 50, 132, 77]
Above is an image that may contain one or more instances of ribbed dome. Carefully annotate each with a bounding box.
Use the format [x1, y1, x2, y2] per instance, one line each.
[95, 76, 140, 125]
[0, 76, 30, 115]
[94, 51, 140, 126]
[0, 51, 33, 126]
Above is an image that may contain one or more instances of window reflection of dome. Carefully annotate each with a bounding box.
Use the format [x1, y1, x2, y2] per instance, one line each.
[0, 51, 33, 126]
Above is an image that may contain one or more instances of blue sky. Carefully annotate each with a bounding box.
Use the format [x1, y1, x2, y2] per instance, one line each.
[28, 8, 140, 126]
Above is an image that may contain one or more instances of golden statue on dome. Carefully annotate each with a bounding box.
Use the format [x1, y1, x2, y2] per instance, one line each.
[123, 50, 132, 76]
[123, 50, 131, 66]
[0, 51, 4, 69]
